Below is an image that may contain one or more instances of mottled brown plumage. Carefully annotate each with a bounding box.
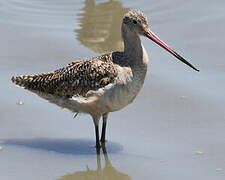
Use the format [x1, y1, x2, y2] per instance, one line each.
[12, 53, 119, 97]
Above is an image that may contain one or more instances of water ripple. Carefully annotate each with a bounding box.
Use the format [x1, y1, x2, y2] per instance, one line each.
[0, 0, 82, 28]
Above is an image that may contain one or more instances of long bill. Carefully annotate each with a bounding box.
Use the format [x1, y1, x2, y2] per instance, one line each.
[145, 29, 199, 72]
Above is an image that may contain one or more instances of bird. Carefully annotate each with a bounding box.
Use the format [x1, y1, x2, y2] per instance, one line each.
[11, 10, 199, 148]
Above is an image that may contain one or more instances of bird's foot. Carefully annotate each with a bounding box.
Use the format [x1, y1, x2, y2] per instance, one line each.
[95, 142, 101, 149]
[100, 139, 107, 144]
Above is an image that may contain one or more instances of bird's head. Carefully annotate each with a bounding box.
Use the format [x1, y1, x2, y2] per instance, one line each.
[123, 10, 149, 36]
[123, 10, 199, 72]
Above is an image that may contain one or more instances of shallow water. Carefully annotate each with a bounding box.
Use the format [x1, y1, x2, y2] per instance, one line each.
[1, 0, 225, 179]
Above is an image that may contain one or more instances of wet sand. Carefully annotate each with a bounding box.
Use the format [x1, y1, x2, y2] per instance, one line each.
[0, 0, 225, 179]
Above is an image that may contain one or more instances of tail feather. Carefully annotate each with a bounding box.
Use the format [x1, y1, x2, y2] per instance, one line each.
[11, 75, 32, 88]
[11, 73, 56, 92]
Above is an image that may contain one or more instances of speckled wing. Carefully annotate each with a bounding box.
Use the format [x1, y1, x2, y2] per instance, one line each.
[11, 53, 118, 97]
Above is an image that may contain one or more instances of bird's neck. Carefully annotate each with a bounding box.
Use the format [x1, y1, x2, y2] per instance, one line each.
[122, 24, 149, 70]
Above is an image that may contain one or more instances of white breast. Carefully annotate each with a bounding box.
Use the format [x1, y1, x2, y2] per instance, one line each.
[95, 66, 145, 113]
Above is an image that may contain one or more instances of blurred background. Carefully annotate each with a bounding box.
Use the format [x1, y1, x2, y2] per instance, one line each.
[0, 0, 225, 179]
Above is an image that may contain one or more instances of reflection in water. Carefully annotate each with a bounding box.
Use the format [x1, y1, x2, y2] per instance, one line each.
[59, 144, 130, 180]
[75, 0, 130, 54]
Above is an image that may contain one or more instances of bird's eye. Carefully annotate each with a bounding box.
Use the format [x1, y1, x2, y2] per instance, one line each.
[133, 20, 137, 24]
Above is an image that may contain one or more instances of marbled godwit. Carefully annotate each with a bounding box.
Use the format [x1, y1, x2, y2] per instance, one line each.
[11, 10, 199, 148]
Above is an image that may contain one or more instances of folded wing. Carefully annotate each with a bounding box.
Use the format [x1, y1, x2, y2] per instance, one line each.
[11, 53, 118, 97]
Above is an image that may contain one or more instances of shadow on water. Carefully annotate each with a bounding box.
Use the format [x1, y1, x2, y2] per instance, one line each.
[59, 143, 130, 180]
[3, 138, 123, 155]
[75, 0, 130, 54]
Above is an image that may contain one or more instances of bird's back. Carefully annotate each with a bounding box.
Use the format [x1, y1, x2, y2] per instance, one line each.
[12, 53, 119, 98]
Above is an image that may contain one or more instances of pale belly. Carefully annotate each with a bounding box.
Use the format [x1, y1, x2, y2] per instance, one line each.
[34, 78, 141, 115]
[82, 72, 145, 115]
[101, 82, 141, 112]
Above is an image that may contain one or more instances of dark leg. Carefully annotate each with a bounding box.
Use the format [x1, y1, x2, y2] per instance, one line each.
[101, 113, 109, 143]
[93, 116, 101, 149]
[95, 124, 100, 148]
[101, 121, 107, 143]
